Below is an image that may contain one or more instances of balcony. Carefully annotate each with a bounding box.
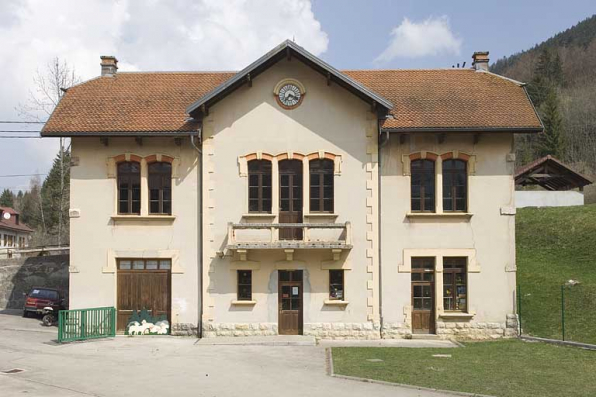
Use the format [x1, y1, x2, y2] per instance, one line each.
[226, 222, 352, 254]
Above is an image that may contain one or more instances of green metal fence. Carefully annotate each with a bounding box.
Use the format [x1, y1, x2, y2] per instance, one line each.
[58, 307, 116, 343]
[517, 284, 596, 345]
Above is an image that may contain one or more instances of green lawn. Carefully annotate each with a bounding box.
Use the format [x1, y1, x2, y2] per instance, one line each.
[332, 340, 596, 397]
[516, 204, 596, 343]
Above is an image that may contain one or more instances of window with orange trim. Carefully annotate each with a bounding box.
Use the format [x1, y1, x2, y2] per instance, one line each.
[118, 161, 141, 214]
[148, 162, 172, 215]
[443, 159, 467, 212]
[411, 159, 435, 212]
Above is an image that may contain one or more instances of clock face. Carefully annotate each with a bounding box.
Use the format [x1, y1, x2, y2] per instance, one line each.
[277, 84, 302, 108]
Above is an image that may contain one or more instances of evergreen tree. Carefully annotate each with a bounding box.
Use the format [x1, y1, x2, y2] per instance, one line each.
[0, 189, 14, 207]
[41, 149, 70, 244]
[538, 91, 566, 158]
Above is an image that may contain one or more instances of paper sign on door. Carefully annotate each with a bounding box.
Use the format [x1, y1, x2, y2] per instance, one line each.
[292, 287, 299, 295]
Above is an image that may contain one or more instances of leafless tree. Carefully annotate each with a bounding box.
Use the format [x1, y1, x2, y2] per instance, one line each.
[17, 58, 80, 246]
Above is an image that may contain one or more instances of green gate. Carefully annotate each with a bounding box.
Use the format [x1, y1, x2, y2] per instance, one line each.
[58, 307, 116, 343]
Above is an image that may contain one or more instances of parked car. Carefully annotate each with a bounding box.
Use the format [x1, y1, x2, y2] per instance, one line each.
[22, 287, 67, 318]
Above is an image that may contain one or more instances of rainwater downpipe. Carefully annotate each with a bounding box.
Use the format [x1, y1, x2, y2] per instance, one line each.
[378, 121, 390, 334]
[190, 127, 203, 338]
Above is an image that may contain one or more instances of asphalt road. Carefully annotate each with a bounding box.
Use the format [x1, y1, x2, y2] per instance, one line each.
[0, 311, 451, 397]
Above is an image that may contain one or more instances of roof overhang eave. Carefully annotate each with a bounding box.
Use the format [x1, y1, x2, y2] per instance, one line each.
[381, 126, 544, 134]
[186, 40, 393, 117]
[40, 130, 200, 138]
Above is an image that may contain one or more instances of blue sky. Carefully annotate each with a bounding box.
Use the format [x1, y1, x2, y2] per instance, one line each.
[0, 0, 594, 194]
[313, 0, 596, 69]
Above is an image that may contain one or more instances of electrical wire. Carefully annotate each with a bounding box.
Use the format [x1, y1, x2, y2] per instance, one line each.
[0, 173, 47, 178]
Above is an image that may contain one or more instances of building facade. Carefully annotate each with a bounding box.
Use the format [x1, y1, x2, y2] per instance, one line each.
[0, 207, 33, 258]
[42, 41, 542, 339]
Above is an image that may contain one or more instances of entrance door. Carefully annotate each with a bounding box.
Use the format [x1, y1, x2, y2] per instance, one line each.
[278, 270, 303, 335]
[411, 257, 435, 334]
[279, 160, 303, 240]
[116, 259, 171, 332]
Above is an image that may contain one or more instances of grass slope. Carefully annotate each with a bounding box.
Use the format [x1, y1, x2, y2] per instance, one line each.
[516, 204, 596, 343]
[332, 340, 596, 397]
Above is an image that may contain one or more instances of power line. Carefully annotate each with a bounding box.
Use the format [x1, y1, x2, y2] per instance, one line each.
[0, 121, 46, 124]
[0, 131, 42, 133]
[0, 136, 42, 139]
[0, 173, 46, 178]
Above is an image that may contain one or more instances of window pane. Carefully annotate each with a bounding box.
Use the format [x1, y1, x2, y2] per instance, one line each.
[146, 260, 158, 270]
[279, 271, 290, 282]
[310, 173, 320, 186]
[150, 202, 159, 214]
[238, 285, 252, 300]
[262, 199, 271, 212]
[238, 270, 251, 285]
[323, 199, 333, 212]
[119, 260, 131, 270]
[159, 260, 171, 269]
[133, 260, 144, 270]
[310, 199, 320, 212]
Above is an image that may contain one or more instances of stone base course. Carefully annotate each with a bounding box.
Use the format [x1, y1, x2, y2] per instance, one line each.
[304, 322, 381, 339]
[200, 314, 519, 340]
[171, 323, 199, 336]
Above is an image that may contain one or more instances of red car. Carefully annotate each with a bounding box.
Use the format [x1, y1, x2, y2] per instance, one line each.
[22, 287, 66, 317]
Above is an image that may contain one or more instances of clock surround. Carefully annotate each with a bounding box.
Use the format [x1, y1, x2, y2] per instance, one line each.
[273, 79, 306, 110]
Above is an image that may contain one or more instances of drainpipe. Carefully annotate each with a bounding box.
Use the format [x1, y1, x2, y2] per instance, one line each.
[190, 127, 203, 338]
[377, 120, 389, 336]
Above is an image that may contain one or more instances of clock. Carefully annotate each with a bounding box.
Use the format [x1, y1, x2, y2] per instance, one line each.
[274, 79, 305, 109]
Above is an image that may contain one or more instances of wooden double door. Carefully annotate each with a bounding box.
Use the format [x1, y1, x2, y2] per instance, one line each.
[279, 160, 303, 240]
[278, 270, 303, 335]
[411, 258, 435, 334]
[117, 261, 171, 332]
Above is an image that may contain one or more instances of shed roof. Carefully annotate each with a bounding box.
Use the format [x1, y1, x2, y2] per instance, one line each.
[515, 155, 593, 191]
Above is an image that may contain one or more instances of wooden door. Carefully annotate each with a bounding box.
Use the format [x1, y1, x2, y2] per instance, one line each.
[278, 270, 303, 335]
[117, 259, 171, 332]
[279, 160, 303, 240]
[411, 257, 435, 334]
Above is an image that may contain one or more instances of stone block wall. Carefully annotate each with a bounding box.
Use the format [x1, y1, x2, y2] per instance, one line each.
[0, 253, 69, 309]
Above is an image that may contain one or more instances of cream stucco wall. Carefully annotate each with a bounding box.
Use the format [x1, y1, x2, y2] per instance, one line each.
[380, 133, 518, 338]
[201, 59, 379, 337]
[69, 137, 200, 332]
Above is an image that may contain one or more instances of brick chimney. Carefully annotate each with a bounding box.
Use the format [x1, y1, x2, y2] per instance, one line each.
[472, 51, 489, 71]
[100, 55, 118, 77]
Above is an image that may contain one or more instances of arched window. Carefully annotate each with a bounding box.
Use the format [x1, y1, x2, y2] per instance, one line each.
[148, 162, 172, 214]
[443, 159, 467, 212]
[117, 161, 141, 214]
[411, 159, 435, 212]
[248, 160, 272, 213]
[309, 159, 334, 213]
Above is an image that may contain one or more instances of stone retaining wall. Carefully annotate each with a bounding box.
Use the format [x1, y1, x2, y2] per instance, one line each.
[0, 253, 69, 309]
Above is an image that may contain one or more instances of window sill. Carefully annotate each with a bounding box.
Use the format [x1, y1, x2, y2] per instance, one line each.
[231, 300, 257, 305]
[111, 215, 176, 222]
[439, 312, 475, 319]
[324, 300, 349, 306]
[406, 212, 473, 219]
[242, 213, 276, 218]
[304, 213, 339, 218]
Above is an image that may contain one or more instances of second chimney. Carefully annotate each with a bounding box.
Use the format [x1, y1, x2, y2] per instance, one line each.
[472, 51, 489, 71]
[100, 55, 118, 77]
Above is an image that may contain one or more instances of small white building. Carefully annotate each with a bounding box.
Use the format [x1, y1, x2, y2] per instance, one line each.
[515, 156, 593, 208]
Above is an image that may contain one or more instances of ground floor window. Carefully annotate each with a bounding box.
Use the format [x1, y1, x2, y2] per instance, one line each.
[237, 270, 252, 301]
[329, 270, 344, 300]
[443, 257, 467, 311]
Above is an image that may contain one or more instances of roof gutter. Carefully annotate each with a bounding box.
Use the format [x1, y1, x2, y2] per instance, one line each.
[40, 131, 201, 138]
[382, 126, 544, 134]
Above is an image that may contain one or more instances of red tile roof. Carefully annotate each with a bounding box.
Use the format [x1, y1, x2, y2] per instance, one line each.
[0, 207, 34, 233]
[42, 69, 542, 135]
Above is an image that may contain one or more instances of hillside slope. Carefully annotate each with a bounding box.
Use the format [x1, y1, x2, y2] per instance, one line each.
[490, 15, 596, 180]
[516, 204, 596, 343]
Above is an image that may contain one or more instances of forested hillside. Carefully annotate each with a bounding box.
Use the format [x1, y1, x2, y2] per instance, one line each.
[491, 15, 596, 180]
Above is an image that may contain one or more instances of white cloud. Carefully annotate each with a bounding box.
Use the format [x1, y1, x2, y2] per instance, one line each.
[375, 16, 462, 63]
[0, 0, 328, 191]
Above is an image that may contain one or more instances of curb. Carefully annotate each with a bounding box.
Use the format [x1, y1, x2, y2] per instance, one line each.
[326, 347, 495, 397]
[520, 335, 596, 350]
